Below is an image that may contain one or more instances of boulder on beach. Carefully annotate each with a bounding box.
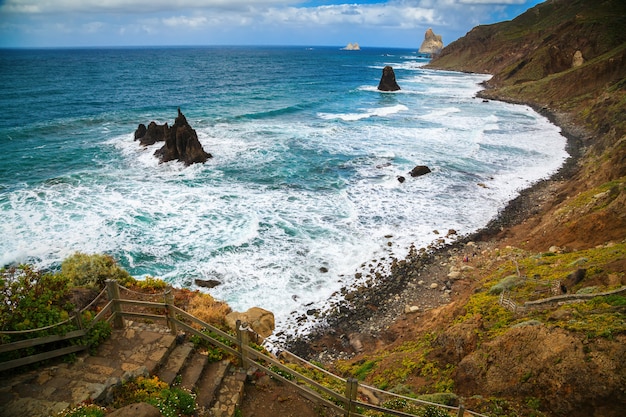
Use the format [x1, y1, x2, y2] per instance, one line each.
[377, 66, 401, 91]
[134, 108, 212, 166]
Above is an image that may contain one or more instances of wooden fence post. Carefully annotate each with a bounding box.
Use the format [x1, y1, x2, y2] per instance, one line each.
[164, 287, 177, 334]
[74, 309, 84, 330]
[457, 404, 465, 417]
[236, 320, 250, 368]
[105, 279, 124, 329]
[344, 377, 358, 417]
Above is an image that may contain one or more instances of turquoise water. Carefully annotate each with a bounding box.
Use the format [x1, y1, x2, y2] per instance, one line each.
[0, 46, 568, 336]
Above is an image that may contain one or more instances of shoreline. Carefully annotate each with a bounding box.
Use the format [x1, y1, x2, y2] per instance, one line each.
[283, 89, 586, 361]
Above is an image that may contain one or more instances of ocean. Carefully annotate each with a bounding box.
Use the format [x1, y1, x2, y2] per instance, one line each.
[0, 46, 568, 338]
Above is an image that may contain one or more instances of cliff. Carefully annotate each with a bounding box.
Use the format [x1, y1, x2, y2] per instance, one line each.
[427, 0, 626, 251]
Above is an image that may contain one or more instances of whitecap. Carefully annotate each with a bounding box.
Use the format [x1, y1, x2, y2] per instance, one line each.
[317, 104, 408, 121]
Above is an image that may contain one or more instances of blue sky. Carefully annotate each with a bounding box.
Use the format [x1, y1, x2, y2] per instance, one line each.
[0, 0, 545, 48]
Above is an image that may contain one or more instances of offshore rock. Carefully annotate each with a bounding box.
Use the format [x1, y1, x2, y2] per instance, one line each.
[343, 42, 361, 51]
[135, 121, 168, 146]
[195, 278, 222, 289]
[410, 165, 431, 177]
[134, 108, 212, 165]
[419, 28, 444, 55]
[377, 66, 401, 91]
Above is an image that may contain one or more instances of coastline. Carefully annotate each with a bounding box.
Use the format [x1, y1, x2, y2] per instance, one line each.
[284, 87, 586, 362]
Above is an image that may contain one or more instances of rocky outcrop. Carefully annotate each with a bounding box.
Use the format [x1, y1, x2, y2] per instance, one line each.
[343, 42, 361, 51]
[225, 307, 275, 340]
[418, 28, 443, 55]
[194, 278, 221, 289]
[134, 109, 212, 165]
[454, 325, 626, 417]
[135, 121, 168, 146]
[377, 66, 401, 91]
[572, 50, 584, 67]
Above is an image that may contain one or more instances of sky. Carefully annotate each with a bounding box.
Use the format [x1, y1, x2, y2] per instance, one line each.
[0, 0, 545, 48]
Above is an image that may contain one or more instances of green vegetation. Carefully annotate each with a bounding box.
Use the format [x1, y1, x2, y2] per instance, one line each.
[57, 376, 197, 417]
[335, 333, 455, 396]
[61, 252, 134, 289]
[456, 243, 626, 339]
[109, 376, 196, 417]
[0, 253, 171, 366]
[0, 264, 76, 340]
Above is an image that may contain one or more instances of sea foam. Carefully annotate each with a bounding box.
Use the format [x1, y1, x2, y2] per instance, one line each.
[0, 47, 568, 339]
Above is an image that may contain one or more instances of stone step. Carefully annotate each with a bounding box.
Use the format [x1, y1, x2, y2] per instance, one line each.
[178, 350, 209, 392]
[157, 342, 194, 386]
[210, 367, 247, 417]
[194, 359, 231, 411]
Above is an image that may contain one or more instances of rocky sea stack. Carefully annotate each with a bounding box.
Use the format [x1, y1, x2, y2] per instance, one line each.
[418, 28, 444, 55]
[377, 65, 401, 91]
[134, 108, 212, 166]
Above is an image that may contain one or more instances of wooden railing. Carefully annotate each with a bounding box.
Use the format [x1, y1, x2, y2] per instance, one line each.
[1, 280, 489, 417]
[499, 284, 626, 314]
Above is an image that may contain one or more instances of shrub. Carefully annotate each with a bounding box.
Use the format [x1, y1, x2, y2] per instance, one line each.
[61, 252, 134, 289]
[0, 265, 75, 338]
[83, 319, 112, 354]
[422, 405, 453, 417]
[489, 275, 522, 295]
[111, 376, 196, 417]
[135, 275, 168, 291]
[187, 292, 231, 329]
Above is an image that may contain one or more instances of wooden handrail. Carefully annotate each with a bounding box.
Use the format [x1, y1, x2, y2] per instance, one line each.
[0, 280, 488, 416]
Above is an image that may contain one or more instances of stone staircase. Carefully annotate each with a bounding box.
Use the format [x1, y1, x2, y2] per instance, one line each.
[155, 340, 247, 417]
[0, 321, 248, 417]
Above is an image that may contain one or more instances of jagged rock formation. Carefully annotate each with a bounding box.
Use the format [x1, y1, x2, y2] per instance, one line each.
[134, 109, 212, 166]
[377, 66, 401, 91]
[418, 28, 443, 55]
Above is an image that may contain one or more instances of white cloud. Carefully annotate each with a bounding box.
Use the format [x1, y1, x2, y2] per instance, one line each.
[151, 4, 438, 29]
[0, 0, 295, 14]
[459, 0, 525, 3]
[0, 0, 543, 47]
[162, 15, 208, 28]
